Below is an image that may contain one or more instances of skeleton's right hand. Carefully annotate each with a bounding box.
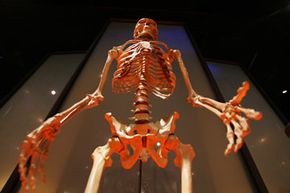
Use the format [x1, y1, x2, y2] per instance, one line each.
[18, 115, 62, 192]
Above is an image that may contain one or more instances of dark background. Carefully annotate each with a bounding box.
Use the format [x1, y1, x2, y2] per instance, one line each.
[0, 0, 289, 123]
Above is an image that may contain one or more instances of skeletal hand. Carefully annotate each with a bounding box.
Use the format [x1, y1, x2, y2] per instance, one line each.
[18, 115, 62, 192]
[221, 82, 262, 155]
[188, 81, 262, 156]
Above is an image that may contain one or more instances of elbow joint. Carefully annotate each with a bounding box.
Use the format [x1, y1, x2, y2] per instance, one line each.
[173, 49, 181, 58]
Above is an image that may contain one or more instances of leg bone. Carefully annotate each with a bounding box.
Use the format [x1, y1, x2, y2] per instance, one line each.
[84, 137, 122, 193]
[165, 135, 195, 193]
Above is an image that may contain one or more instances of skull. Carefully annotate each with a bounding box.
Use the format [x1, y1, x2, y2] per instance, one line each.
[133, 18, 158, 40]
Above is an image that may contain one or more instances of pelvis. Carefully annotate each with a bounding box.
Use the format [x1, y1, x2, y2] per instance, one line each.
[104, 112, 180, 169]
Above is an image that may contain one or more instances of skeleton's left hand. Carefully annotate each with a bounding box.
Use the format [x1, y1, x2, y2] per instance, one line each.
[188, 81, 262, 156]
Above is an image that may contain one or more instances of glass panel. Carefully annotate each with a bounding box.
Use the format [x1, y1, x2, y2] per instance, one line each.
[0, 53, 85, 190]
[207, 62, 290, 193]
[3, 22, 261, 193]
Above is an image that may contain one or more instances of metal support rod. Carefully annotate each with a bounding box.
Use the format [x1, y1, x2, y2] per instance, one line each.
[138, 160, 143, 193]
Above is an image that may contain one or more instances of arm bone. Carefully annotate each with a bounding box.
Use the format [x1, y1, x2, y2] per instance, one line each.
[18, 45, 122, 192]
[173, 49, 198, 98]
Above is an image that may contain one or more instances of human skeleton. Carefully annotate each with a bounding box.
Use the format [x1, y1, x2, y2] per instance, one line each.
[18, 18, 262, 193]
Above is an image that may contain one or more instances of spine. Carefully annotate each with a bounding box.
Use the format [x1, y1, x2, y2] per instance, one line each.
[132, 78, 151, 124]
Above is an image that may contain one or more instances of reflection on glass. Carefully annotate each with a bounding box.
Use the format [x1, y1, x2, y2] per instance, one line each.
[259, 137, 267, 144]
[51, 90, 57, 95]
[24, 89, 30, 94]
[37, 117, 44, 123]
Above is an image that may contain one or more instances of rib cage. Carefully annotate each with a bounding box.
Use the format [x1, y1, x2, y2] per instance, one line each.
[112, 41, 176, 99]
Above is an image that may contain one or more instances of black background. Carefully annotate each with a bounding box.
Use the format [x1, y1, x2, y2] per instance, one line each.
[0, 0, 289, 122]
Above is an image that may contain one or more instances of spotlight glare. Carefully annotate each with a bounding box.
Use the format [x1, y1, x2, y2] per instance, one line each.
[51, 90, 56, 95]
